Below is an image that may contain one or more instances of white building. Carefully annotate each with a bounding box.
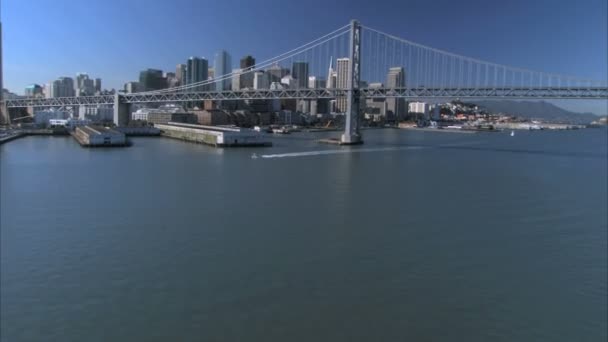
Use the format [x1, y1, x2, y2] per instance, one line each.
[408, 102, 430, 118]
[280, 74, 295, 88]
[254, 71, 269, 89]
[34, 109, 69, 126]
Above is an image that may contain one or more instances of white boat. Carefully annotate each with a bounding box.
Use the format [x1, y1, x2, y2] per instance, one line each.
[272, 127, 290, 134]
[251, 153, 259, 159]
[510, 130, 515, 137]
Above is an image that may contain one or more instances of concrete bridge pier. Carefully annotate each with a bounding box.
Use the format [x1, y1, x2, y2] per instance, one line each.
[0, 102, 9, 126]
[113, 94, 131, 127]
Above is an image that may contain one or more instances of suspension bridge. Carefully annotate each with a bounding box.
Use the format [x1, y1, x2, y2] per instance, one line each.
[2, 20, 606, 144]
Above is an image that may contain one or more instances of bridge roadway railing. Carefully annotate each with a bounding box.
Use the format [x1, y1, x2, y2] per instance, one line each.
[3, 86, 607, 108]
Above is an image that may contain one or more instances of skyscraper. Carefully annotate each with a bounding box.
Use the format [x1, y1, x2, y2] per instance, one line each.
[186, 57, 209, 90]
[214, 50, 232, 91]
[254, 71, 269, 89]
[291, 62, 309, 89]
[308, 76, 326, 89]
[267, 63, 289, 83]
[176, 64, 187, 86]
[48, 77, 75, 98]
[386, 67, 406, 121]
[25, 84, 43, 97]
[232, 69, 242, 90]
[239, 55, 255, 88]
[336, 58, 350, 113]
[326, 57, 336, 89]
[75, 73, 95, 96]
[139, 69, 166, 91]
[94, 78, 102, 93]
[240, 55, 255, 70]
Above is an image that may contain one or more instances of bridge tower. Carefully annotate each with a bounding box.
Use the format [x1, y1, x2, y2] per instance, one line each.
[113, 94, 130, 127]
[341, 20, 363, 145]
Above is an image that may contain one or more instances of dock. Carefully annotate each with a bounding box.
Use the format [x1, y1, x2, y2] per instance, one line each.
[72, 126, 129, 147]
[156, 122, 272, 147]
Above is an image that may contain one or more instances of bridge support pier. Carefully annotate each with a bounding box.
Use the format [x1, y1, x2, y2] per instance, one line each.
[341, 19, 363, 145]
[0, 102, 9, 126]
[113, 94, 130, 127]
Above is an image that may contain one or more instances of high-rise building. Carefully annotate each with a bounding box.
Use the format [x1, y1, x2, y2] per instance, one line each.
[336, 58, 350, 113]
[291, 62, 309, 89]
[176, 64, 187, 86]
[326, 57, 336, 89]
[239, 57, 255, 88]
[139, 69, 166, 91]
[94, 78, 102, 93]
[124, 81, 141, 94]
[75, 73, 95, 96]
[214, 50, 232, 91]
[254, 71, 269, 89]
[48, 77, 75, 98]
[308, 76, 326, 89]
[267, 63, 289, 83]
[386, 67, 406, 121]
[240, 55, 255, 70]
[186, 57, 209, 90]
[165, 72, 179, 88]
[25, 84, 43, 97]
[232, 69, 242, 90]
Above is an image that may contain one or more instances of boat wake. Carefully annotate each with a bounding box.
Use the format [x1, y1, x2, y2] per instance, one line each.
[258, 146, 426, 159]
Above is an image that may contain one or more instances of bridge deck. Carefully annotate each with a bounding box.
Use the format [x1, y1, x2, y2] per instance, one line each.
[3, 87, 607, 108]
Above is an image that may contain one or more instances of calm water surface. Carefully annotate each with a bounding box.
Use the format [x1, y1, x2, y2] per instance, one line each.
[1, 128, 607, 341]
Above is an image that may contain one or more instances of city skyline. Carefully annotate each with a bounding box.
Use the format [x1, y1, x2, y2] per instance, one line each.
[2, 0, 607, 114]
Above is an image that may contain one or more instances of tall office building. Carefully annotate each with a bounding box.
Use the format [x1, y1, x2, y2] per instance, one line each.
[254, 71, 269, 89]
[176, 64, 187, 86]
[267, 63, 289, 83]
[214, 50, 232, 91]
[326, 57, 337, 89]
[186, 57, 209, 90]
[75, 73, 95, 96]
[232, 69, 242, 90]
[94, 78, 102, 93]
[291, 62, 309, 89]
[25, 84, 43, 97]
[335, 58, 350, 113]
[308, 76, 326, 89]
[240, 55, 255, 70]
[48, 77, 75, 98]
[239, 55, 255, 88]
[139, 69, 166, 91]
[386, 67, 406, 121]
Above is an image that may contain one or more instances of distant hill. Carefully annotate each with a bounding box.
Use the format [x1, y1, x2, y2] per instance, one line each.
[474, 100, 601, 124]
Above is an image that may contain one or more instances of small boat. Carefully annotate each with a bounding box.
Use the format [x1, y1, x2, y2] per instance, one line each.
[510, 130, 515, 137]
[272, 127, 290, 134]
[251, 153, 259, 159]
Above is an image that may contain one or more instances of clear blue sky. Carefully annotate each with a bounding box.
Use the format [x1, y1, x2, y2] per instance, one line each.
[3, 0, 607, 114]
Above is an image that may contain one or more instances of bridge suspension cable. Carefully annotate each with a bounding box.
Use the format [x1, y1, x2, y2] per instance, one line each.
[361, 25, 607, 90]
[136, 24, 351, 95]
